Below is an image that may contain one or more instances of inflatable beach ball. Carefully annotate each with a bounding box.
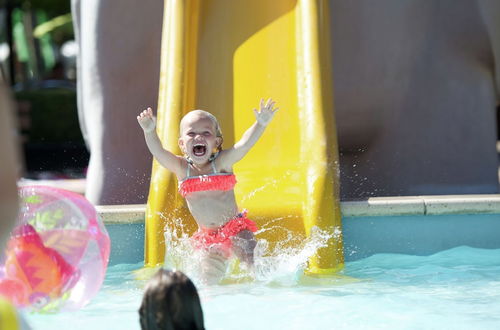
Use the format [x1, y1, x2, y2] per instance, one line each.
[0, 186, 110, 312]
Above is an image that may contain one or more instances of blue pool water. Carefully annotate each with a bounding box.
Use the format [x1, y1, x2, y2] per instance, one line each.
[25, 246, 500, 330]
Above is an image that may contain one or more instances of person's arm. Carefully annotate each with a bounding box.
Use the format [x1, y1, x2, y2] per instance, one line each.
[0, 83, 20, 250]
[219, 98, 278, 166]
[137, 107, 183, 174]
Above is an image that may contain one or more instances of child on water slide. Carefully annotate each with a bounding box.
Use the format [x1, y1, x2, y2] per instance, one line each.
[137, 99, 278, 284]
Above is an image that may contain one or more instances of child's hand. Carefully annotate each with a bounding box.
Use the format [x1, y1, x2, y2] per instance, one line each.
[137, 107, 157, 133]
[253, 98, 279, 126]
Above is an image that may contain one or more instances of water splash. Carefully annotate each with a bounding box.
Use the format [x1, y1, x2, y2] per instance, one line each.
[161, 221, 336, 287]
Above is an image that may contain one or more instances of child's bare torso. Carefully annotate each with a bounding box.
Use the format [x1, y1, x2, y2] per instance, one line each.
[184, 190, 239, 228]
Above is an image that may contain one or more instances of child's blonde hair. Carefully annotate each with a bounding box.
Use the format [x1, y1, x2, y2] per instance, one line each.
[180, 110, 223, 152]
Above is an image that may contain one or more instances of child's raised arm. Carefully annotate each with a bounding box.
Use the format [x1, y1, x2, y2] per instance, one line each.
[220, 98, 278, 166]
[137, 107, 183, 175]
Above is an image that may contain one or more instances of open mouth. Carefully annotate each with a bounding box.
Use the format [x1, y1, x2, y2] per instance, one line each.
[192, 144, 207, 157]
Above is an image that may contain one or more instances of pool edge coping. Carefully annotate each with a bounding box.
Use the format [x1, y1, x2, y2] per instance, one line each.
[97, 194, 500, 224]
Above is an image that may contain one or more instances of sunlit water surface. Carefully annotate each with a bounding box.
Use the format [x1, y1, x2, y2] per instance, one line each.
[25, 246, 500, 330]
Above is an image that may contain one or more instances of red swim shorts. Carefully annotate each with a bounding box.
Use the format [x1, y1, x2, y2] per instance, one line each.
[191, 210, 258, 255]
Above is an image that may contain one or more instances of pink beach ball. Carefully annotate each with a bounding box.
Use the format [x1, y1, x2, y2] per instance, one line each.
[0, 186, 110, 312]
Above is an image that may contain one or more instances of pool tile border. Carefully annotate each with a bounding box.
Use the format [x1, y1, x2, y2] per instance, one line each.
[341, 195, 500, 216]
[97, 194, 500, 224]
[96, 204, 146, 224]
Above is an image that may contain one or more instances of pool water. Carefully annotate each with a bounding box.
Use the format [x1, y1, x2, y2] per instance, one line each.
[25, 246, 500, 330]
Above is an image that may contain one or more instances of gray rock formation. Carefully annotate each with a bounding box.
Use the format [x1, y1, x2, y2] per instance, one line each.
[73, 0, 500, 203]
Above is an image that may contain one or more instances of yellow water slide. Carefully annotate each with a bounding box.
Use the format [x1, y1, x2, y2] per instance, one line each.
[145, 0, 343, 275]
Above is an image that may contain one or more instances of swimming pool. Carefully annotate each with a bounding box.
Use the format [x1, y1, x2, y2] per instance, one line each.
[24, 246, 500, 330]
[23, 196, 500, 329]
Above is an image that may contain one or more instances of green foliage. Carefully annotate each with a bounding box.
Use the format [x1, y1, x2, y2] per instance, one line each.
[5, 0, 71, 16]
[33, 13, 72, 38]
[15, 88, 84, 143]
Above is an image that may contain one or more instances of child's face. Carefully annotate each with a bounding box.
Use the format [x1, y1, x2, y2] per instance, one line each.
[178, 114, 221, 164]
